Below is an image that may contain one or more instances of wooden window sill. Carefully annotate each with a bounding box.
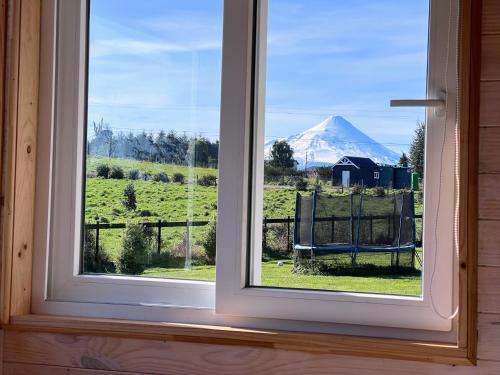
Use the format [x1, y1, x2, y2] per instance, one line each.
[3, 314, 473, 366]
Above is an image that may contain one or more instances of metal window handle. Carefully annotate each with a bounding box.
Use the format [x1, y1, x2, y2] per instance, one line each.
[390, 99, 445, 108]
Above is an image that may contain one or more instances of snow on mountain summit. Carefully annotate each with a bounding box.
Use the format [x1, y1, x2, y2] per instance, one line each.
[265, 115, 400, 168]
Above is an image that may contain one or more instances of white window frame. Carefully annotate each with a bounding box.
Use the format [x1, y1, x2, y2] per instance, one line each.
[216, 0, 458, 332]
[33, 0, 459, 336]
[374, 172, 380, 180]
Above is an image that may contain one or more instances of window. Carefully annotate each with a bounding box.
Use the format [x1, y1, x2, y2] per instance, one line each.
[34, 0, 460, 336]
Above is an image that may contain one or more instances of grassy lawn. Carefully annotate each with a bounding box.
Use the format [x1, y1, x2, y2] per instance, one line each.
[86, 156, 423, 296]
[143, 259, 421, 296]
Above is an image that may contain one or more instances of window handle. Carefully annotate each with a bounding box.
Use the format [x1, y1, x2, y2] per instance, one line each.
[389, 99, 445, 108]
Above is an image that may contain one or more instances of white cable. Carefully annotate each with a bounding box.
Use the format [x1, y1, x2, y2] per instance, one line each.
[428, 0, 460, 321]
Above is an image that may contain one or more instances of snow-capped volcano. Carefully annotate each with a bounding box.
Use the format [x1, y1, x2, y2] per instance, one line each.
[265, 116, 400, 168]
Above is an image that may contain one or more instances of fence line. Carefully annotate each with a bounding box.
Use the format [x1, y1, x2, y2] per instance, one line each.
[86, 215, 423, 257]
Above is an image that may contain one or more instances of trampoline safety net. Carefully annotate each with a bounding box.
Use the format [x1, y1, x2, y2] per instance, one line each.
[294, 191, 417, 272]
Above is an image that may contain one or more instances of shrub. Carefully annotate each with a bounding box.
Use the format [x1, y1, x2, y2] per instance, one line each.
[96, 164, 110, 178]
[128, 169, 140, 180]
[295, 178, 308, 191]
[153, 172, 169, 183]
[138, 209, 154, 217]
[198, 175, 217, 187]
[83, 228, 116, 273]
[122, 183, 137, 210]
[173, 172, 185, 184]
[117, 224, 151, 275]
[373, 186, 386, 197]
[200, 217, 216, 264]
[109, 166, 125, 179]
[142, 172, 151, 181]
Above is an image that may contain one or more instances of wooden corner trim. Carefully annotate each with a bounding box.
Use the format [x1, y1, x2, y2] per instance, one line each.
[4, 314, 474, 366]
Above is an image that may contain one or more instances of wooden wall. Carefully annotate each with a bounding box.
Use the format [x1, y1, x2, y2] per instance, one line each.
[1, 0, 499, 374]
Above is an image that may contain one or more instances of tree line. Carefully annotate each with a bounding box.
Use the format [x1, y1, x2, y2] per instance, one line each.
[88, 119, 219, 168]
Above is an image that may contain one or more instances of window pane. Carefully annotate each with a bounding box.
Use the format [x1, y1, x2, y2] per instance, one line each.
[252, 0, 428, 296]
[82, 0, 223, 280]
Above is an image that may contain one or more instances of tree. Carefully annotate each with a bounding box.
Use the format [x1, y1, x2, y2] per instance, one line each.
[123, 183, 137, 210]
[269, 140, 296, 170]
[399, 152, 409, 167]
[409, 121, 425, 176]
[118, 224, 150, 275]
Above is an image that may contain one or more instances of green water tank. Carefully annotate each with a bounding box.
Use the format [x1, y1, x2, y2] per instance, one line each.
[411, 173, 420, 191]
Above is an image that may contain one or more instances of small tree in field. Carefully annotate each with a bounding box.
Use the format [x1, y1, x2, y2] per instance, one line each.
[200, 217, 217, 264]
[123, 183, 137, 210]
[118, 224, 150, 275]
[269, 140, 297, 170]
[409, 121, 425, 175]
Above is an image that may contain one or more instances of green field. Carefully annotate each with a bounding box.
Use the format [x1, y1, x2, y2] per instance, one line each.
[85, 156, 422, 296]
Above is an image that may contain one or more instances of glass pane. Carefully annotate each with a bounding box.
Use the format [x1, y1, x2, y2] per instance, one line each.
[82, 0, 223, 281]
[253, 0, 428, 296]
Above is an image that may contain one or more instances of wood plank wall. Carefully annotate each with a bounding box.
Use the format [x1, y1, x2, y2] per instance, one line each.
[1, 1, 500, 374]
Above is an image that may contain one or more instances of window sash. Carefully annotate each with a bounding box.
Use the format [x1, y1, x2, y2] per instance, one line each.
[216, 0, 458, 331]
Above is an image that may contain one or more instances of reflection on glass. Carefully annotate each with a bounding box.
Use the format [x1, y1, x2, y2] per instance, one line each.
[82, 0, 223, 280]
[254, 0, 428, 296]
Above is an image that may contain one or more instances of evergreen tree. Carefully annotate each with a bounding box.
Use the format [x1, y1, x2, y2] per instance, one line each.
[409, 121, 425, 176]
[399, 152, 409, 167]
[269, 140, 297, 170]
[118, 224, 150, 275]
[123, 183, 137, 210]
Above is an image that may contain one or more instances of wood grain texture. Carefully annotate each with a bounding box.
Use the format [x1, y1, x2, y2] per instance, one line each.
[478, 266, 500, 313]
[0, 331, 496, 375]
[8, 0, 40, 317]
[480, 81, 500, 126]
[6, 315, 469, 365]
[478, 220, 500, 267]
[482, 0, 500, 35]
[478, 174, 500, 220]
[479, 127, 500, 173]
[482, 34, 500, 80]
[477, 313, 500, 361]
[4, 363, 140, 375]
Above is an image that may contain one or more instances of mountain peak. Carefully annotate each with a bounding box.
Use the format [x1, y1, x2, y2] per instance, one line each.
[265, 116, 400, 168]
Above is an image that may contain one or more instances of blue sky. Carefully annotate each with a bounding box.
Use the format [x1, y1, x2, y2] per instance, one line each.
[88, 0, 429, 155]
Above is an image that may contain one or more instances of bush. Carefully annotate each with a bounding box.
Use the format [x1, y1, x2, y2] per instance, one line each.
[83, 228, 116, 273]
[173, 172, 185, 184]
[138, 209, 154, 217]
[198, 175, 217, 187]
[142, 172, 151, 181]
[96, 164, 110, 178]
[200, 217, 216, 264]
[117, 224, 151, 275]
[295, 178, 308, 191]
[373, 186, 386, 197]
[153, 172, 169, 183]
[123, 183, 137, 210]
[109, 166, 125, 179]
[128, 169, 140, 180]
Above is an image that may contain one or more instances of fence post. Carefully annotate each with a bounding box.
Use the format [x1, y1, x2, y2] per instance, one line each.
[157, 219, 162, 255]
[287, 216, 291, 252]
[263, 217, 267, 251]
[95, 218, 100, 262]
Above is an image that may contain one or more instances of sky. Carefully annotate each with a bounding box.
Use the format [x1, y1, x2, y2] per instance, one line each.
[87, 0, 429, 155]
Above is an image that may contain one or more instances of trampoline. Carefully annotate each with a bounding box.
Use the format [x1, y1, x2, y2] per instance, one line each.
[293, 191, 417, 267]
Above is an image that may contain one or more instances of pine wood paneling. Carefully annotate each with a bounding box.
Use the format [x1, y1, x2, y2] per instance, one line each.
[482, 34, 500, 80]
[477, 314, 500, 361]
[482, 0, 500, 35]
[1, 331, 497, 375]
[479, 174, 500, 219]
[479, 127, 500, 173]
[4, 363, 137, 375]
[478, 220, 500, 267]
[480, 81, 500, 126]
[478, 266, 500, 313]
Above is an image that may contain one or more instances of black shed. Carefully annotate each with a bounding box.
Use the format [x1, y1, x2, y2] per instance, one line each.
[331, 156, 380, 188]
